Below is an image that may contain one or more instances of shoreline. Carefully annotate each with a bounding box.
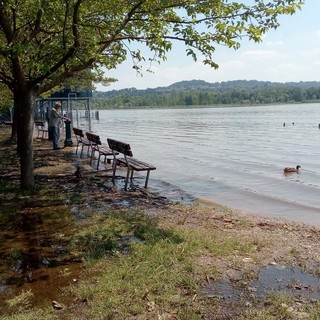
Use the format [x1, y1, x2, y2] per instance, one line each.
[151, 175, 320, 228]
[195, 193, 320, 227]
[194, 197, 312, 229]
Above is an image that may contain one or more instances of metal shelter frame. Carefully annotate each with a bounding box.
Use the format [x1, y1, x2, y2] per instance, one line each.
[34, 94, 92, 131]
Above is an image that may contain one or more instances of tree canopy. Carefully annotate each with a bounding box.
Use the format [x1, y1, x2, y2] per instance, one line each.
[0, 83, 12, 112]
[0, 0, 304, 188]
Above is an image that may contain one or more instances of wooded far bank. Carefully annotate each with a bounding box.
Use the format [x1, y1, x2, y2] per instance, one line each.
[92, 80, 320, 109]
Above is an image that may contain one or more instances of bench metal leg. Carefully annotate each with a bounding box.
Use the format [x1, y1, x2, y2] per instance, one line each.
[144, 170, 151, 188]
[80, 144, 84, 157]
[97, 153, 101, 170]
[90, 149, 95, 165]
[124, 167, 131, 190]
[111, 157, 117, 179]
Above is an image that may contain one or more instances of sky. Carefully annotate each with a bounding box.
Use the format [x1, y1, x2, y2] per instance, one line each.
[96, 1, 320, 91]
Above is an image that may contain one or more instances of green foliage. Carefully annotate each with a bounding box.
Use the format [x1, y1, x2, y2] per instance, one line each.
[0, 84, 12, 113]
[92, 80, 320, 108]
[0, 0, 304, 95]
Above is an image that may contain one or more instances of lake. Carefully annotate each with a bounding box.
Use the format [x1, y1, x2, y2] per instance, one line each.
[76, 103, 320, 225]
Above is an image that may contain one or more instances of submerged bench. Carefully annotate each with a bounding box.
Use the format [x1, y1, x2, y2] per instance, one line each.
[86, 132, 115, 170]
[107, 138, 156, 190]
[34, 120, 48, 139]
[73, 127, 91, 157]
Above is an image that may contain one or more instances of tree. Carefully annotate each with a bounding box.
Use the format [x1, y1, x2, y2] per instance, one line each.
[0, 83, 12, 113]
[0, 0, 303, 188]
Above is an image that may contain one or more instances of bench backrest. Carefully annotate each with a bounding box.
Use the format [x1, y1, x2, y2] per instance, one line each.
[73, 127, 84, 138]
[107, 138, 133, 157]
[35, 120, 45, 127]
[86, 132, 102, 145]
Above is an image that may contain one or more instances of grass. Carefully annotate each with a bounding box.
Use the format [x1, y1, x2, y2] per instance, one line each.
[237, 292, 320, 320]
[3, 203, 320, 320]
[5, 290, 34, 314]
[68, 214, 200, 319]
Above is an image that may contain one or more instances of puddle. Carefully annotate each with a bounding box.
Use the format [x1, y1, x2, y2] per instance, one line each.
[204, 264, 320, 316]
[251, 265, 320, 299]
[0, 204, 83, 315]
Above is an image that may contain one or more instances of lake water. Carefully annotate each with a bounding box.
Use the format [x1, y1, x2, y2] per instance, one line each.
[76, 103, 320, 225]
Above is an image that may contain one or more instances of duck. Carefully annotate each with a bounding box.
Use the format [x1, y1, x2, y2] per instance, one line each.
[283, 165, 301, 173]
[74, 165, 82, 179]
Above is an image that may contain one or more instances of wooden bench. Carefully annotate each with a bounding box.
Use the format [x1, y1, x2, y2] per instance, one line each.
[86, 132, 116, 170]
[34, 120, 48, 138]
[0, 121, 10, 127]
[107, 138, 156, 190]
[73, 127, 91, 157]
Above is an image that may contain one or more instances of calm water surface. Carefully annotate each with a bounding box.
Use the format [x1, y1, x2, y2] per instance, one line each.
[78, 103, 320, 225]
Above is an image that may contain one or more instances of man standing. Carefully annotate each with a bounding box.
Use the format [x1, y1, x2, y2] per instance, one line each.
[48, 102, 69, 150]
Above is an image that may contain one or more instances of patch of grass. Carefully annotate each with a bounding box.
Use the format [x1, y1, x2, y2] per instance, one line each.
[5, 290, 34, 315]
[242, 268, 260, 281]
[68, 210, 262, 319]
[1, 310, 57, 320]
[178, 227, 257, 258]
[71, 237, 198, 319]
[71, 211, 184, 260]
[308, 302, 320, 319]
[238, 292, 306, 320]
[67, 211, 203, 318]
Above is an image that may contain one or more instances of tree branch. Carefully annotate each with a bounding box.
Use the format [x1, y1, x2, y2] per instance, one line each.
[31, 0, 83, 86]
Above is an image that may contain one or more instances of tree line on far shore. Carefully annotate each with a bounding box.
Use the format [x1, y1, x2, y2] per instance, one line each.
[92, 80, 320, 109]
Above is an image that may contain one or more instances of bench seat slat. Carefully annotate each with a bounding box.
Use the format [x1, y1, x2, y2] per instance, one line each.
[81, 138, 90, 146]
[117, 158, 156, 171]
[94, 146, 113, 156]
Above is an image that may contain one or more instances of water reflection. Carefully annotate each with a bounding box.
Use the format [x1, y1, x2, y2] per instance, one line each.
[204, 264, 320, 317]
[0, 204, 82, 313]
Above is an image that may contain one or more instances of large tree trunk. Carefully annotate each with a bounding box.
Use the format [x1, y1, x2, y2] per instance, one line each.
[15, 87, 35, 189]
[10, 100, 18, 142]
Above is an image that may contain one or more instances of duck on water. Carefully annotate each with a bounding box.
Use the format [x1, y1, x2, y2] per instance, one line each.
[283, 165, 301, 173]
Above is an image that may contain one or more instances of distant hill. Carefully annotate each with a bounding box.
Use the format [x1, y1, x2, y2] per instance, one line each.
[94, 80, 320, 96]
[92, 80, 320, 108]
